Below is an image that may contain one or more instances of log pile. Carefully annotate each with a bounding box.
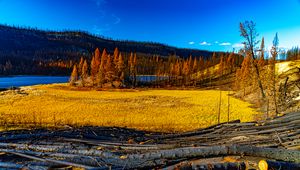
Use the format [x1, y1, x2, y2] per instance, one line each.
[0, 112, 299, 169]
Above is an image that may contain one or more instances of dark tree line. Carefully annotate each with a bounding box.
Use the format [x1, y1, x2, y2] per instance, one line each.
[287, 47, 300, 61]
[0, 24, 220, 76]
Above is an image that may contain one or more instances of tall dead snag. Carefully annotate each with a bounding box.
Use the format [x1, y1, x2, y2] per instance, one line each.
[240, 21, 266, 98]
[258, 37, 266, 70]
[270, 33, 279, 115]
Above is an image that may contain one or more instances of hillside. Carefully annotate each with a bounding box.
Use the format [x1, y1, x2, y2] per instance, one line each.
[0, 25, 215, 75]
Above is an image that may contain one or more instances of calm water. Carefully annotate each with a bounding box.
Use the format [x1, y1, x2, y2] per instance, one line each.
[0, 76, 69, 88]
[135, 75, 168, 82]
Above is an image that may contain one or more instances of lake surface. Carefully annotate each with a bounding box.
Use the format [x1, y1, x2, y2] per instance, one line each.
[0, 76, 69, 88]
[0, 75, 168, 89]
[135, 75, 168, 82]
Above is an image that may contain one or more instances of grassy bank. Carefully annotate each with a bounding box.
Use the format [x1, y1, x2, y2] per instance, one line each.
[0, 84, 260, 132]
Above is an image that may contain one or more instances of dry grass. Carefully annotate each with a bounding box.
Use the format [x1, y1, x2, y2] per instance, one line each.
[0, 84, 261, 132]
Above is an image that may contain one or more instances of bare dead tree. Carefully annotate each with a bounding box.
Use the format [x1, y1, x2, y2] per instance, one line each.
[239, 21, 266, 98]
[271, 33, 279, 115]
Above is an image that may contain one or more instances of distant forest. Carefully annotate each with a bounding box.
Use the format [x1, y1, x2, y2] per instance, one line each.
[0, 24, 219, 76]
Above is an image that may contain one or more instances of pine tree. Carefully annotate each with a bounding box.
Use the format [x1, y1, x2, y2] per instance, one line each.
[198, 57, 204, 72]
[205, 60, 212, 86]
[258, 37, 265, 70]
[113, 48, 119, 74]
[188, 55, 193, 69]
[227, 52, 234, 73]
[69, 65, 78, 86]
[174, 59, 181, 86]
[81, 60, 88, 87]
[94, 48, 101, 68]
[239, 55, 251, 96]
[96, 49, 107, 87]
[97, 65, 104, 87]
[105, 55, 114, 85]
[212, 52, 217, 65]
[90, 56, 97, 85]
[192, 57, 198, 73]
[117, 53, 125, 81]
[182, 60, 190, 85]
[78, 57, 84, 76]
[132, 53, 137, 86]
[219, 54, 224, 77]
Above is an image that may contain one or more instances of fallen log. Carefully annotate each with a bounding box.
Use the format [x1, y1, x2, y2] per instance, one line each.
[3, 150, 98, 169]
[0, 162, 28, 169]
[124, 145, 300, 167]
[258, 160, 300, 170]
[165, 161, 247, 170]
[0, 142, 117, 158]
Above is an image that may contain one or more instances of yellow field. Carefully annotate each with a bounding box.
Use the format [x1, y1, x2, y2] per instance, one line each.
[0, 84, 260, 132]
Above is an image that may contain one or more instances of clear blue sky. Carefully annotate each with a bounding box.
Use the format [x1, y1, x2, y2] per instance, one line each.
[0, 0, 300, 51]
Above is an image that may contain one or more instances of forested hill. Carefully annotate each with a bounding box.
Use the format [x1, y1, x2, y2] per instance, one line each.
[0, 25, 215, 75]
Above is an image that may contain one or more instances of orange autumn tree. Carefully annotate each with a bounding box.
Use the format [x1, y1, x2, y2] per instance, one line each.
[69, 65, 78, 86]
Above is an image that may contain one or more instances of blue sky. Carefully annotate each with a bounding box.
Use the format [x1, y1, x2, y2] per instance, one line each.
[0, 0, 300, 51]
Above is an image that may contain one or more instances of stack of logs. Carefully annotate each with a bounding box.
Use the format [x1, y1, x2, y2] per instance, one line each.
[0, 112, 299, 169]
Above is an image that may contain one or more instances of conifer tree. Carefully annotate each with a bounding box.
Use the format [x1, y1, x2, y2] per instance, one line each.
[188, 55, 193, 69]
[78, 57, 84, 76]
[117, 53, 125, 82]
[97, 50, 106, 87]
[113, 48, 119, 73]
[69, 65, 78, 86]
[198, 57, 204, 72]
[182, 60, 190, 85]
[105, 55, 114, 85]
[174, 59, 181, 86]
[239, 55, 251, 96]
[97, 65, 104, 87]
[219, 54, 224, 77]
[94, 48, 101, 68]
[81, 60, 88, 87]
[132, 53, 137, 86]
[192, 57, 198, 73]
[90, 56, 97, 85]
[227, 52, 234, 73]
[212, 52, 217, 65]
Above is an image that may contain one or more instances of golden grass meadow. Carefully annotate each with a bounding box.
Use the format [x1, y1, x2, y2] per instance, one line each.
[0, 84, 260, 132]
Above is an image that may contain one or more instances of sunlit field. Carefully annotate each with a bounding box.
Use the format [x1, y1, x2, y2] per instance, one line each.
[0, 84, 260, 132]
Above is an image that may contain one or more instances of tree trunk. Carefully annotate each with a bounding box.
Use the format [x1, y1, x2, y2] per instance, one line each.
[258, 160, 300, 170]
